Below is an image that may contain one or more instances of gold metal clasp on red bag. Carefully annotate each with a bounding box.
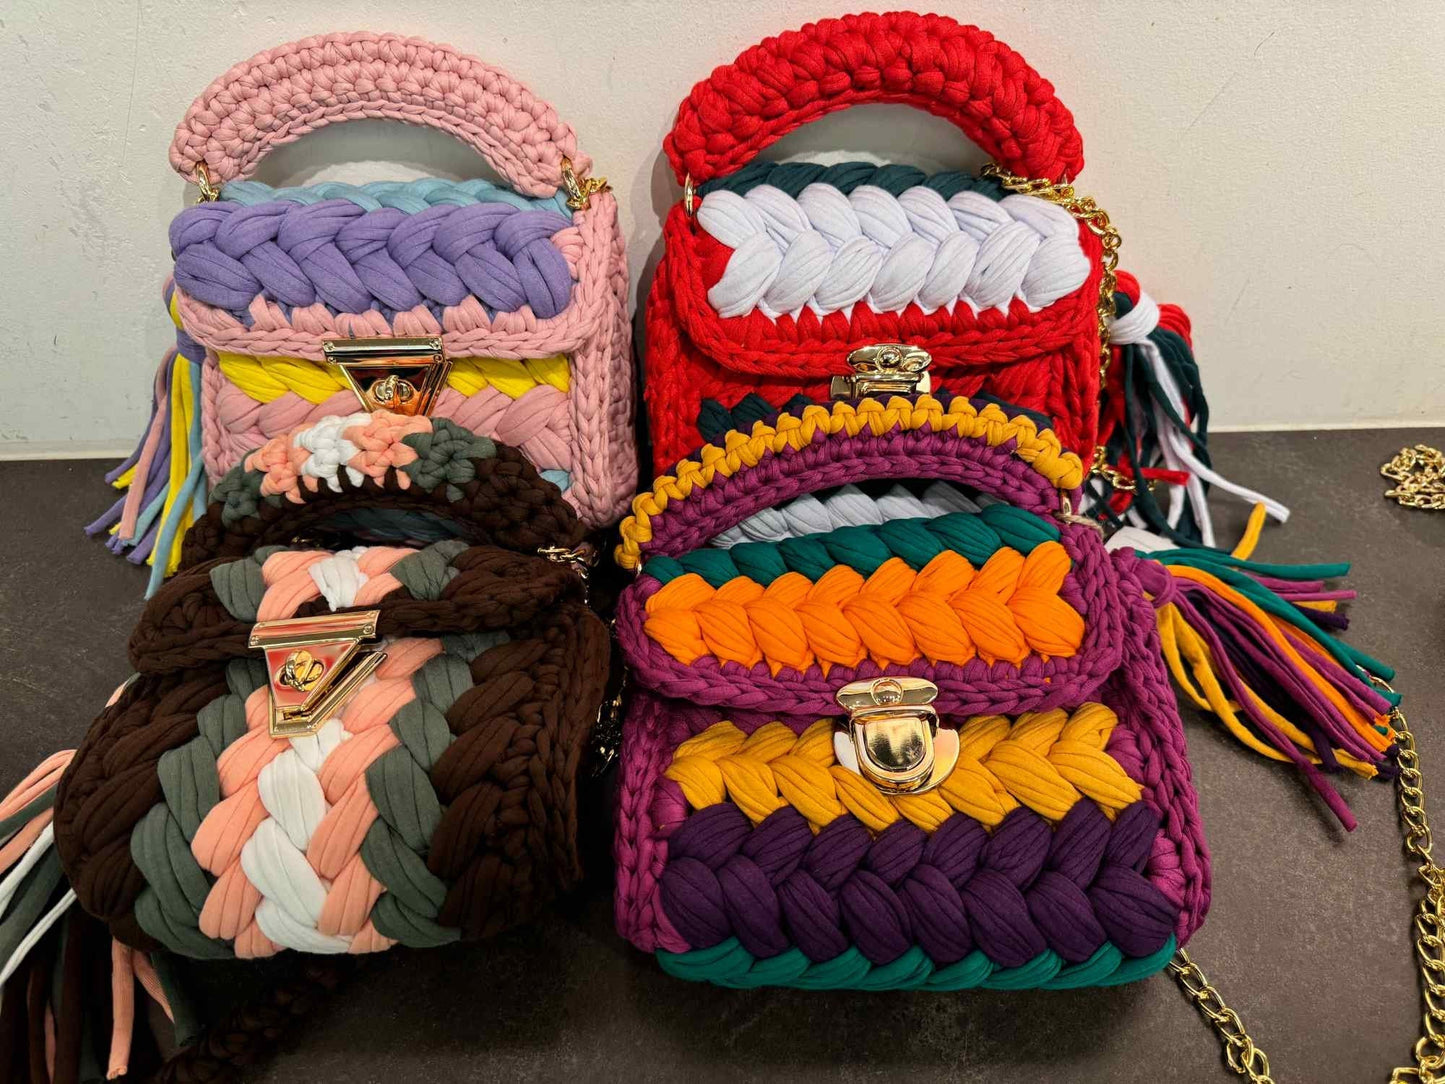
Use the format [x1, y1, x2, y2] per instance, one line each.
[250, 611, 386, 738]
[829, 343, 932, 400]
[833, 677, 958, 794]
[323, 336, 449, 417]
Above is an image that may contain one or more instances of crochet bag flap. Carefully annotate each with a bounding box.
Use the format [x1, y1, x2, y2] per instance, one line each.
[644, 12, 1113, 475]
[92, 32, 635, 596]
[611, 395, 1213, 990]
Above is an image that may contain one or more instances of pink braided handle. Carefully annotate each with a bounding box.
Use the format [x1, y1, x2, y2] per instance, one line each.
[170, 31, 590, 197]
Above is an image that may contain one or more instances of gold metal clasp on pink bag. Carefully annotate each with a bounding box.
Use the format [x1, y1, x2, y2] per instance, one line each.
[833, 677, 958, 794]
[323, 337, 449, 417]
[250, 611, 386, 738]
[829, 343, 932, 400]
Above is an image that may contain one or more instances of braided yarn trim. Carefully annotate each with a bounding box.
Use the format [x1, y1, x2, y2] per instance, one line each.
[184, 430, 583, 574]
[171, 199, 577, 320]
[206, 353, 573, 481]
[649, 505, 1055, 588]
[697, 161, 1007, 201]
[220, 177, 570, 215]
[616, 396, 1085, 571]
[708, 482, 981, 550]
[665, 711, 1141, 832]
[619, 519, 1123, 722]
[664, 12, 1083, 185]
[642, 544, 1084, 672]
[658, 934, 1174, 990]
[698, 185, 1089, 319]
[170, 32, 587, 194]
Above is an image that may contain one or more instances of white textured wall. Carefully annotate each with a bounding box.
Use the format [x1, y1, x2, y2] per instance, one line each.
[2, 1, 1443, 454]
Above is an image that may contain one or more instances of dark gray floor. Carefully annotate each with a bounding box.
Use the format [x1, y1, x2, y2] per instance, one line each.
[1, 428, 1442, 1083]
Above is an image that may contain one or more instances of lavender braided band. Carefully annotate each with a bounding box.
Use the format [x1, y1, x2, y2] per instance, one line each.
[171, 199, 576, 318]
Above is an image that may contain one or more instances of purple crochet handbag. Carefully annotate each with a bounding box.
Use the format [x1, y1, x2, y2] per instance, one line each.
[608, 385, 1406, 1010]
[610, 394, 1215, 990]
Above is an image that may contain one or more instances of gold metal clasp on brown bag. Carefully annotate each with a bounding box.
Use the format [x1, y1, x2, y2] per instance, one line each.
[251, 611, 386, 738]
[833, 677, 958, 794]
[323, 336, 450, 417]
[829, 343, 932, 400]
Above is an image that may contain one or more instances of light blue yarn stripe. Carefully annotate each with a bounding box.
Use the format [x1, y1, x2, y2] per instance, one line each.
[220, 178, 570, 216]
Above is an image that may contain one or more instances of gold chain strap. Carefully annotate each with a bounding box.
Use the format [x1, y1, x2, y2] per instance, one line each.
[1170, 697, 1445, 1081]
[981, 164, 1122, 383]
[982, 164, 1132, 492]
[1382, 445, 1445, 511]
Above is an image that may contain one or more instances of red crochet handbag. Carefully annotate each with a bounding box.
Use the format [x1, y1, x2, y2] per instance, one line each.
[643, 12, 1116, 474]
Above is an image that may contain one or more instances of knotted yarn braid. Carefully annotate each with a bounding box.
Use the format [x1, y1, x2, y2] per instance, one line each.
[697, 161, 1008, 202]
[183, 413, 584, 570]
[658, 800, 1176, 973]
[205, 353, 574, 482]
[664, 710, 1141, 833]
[697, 184, 1090, 319]
[220, 177, 570, 215]
[647, 505, 1061, 589]
[172, 199, 577, 318]
[643, 545, 1084, 672]
[617, 395, 1087, 572]
[710, 482, 980, 548]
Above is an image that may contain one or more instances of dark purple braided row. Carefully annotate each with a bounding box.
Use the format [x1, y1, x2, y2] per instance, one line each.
[660, 800, 1177, 969]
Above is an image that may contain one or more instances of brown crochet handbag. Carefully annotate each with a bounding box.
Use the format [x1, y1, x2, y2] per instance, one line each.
[0, 412, 610, 1081]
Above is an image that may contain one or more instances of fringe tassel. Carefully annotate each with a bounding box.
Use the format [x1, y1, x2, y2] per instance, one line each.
[1120, 504, 1398, 830]
[86, 283, 209, 597]
[0, 754, 185, 1081]
[1094, 273, 1288, 548]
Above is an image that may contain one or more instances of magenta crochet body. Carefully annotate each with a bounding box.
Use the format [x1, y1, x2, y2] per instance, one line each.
[610, 401, 1210, 989]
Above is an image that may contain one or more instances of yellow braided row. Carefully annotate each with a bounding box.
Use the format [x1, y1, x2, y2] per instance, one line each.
[616, 396, 1085, 570]
[216, 352, 571, 404]
[664, 704, 1141, 834]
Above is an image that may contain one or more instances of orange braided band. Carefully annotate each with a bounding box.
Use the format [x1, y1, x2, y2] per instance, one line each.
[643, 544, 1083, 673]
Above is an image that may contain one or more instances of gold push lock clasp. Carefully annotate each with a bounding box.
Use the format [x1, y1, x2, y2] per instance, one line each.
[323, 336, 450, 417]
[832, 677, 959, 794]
[829, 343, 932, 400]
[250, 611, 386, 738]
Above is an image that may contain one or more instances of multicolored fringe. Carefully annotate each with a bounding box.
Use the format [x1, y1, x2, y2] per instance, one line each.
[1124, 504, 1398, 829]
[1093, 272, 1287, 547]
[85, 283, 208, 598]
[0, 750, 193, 1080]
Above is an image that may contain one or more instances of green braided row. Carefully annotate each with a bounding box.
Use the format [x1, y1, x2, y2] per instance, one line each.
[698, 161, 1008, 202]
[658, 936, 1175, 990]
[641, 505, 1061, 588]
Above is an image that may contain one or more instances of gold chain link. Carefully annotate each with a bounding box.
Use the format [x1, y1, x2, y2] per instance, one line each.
[982, 164, 1128, 494]
[1170, 693, 1445, 1081]
[981, 163, 1121, 384]
[1382, 445, 1445, 511]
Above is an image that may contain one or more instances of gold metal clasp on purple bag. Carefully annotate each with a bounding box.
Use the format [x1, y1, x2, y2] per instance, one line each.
[829, 343, 932, 400]
[833, 677, 958, 794]
[250, 611, 386, 738]
[323, 336, 449, 417]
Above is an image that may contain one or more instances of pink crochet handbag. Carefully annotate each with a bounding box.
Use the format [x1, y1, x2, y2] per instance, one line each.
[92, 32, 635, 593]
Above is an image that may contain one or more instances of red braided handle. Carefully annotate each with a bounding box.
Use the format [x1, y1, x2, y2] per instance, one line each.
[665, 12, 1084, 186]
[170, 31, 587, 196]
